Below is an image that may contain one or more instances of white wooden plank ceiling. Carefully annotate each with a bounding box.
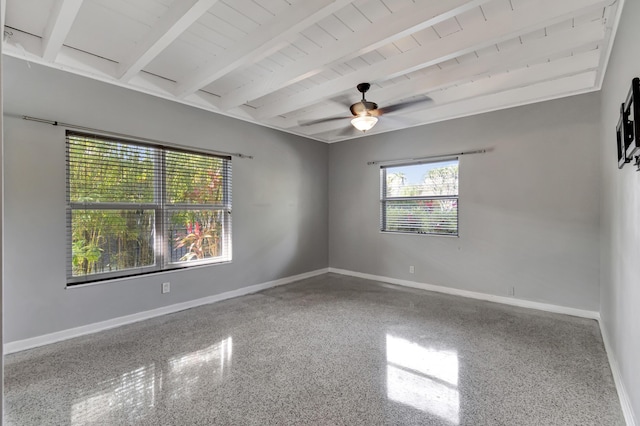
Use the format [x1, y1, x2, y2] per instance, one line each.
[2, 0, 624, 143]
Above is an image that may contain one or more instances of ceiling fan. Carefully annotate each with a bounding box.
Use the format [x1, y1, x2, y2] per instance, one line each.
[299, 83, 432, 133]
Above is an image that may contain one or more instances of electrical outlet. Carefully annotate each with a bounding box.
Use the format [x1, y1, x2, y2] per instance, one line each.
[162, 282, 170, 294]
[409, 265, 415, 274]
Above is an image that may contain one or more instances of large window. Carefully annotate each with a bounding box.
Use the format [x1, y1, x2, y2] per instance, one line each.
[380, 159, 459, 236]
[67, 131, 232, 285]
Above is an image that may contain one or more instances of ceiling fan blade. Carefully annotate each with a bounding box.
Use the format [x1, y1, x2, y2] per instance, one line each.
[298, 116, 352, 127]
[329, 93, 354, 108]
[378, 96, 433, 115]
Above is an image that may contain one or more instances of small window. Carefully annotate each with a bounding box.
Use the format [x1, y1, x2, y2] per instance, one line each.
[380, 159, 459, 236]
[66, 131, 232, 285]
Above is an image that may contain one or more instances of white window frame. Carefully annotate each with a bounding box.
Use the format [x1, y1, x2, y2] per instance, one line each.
[66, 131, 232, 285]
[380, 159, 459, 236]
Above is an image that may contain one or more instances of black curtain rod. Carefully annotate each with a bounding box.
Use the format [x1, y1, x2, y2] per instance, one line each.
[21, 115, 253, 159]
[367, 149, 488, 166]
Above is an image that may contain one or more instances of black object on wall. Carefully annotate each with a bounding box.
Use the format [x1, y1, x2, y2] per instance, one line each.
[617, 77, 640, 170]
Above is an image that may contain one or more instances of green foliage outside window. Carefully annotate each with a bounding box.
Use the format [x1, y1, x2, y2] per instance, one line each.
[68, 134, 229, 281]
[382, 161, 459, 235]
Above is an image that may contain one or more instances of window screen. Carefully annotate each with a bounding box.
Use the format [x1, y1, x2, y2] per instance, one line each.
[66, 131, 232, 285]
[380, 159, 459, 236]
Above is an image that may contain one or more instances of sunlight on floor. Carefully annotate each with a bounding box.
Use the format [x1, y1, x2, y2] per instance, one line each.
[386, 334, 460, 424]
[70, 364, 157, 425]
[70, 337, 233, 425]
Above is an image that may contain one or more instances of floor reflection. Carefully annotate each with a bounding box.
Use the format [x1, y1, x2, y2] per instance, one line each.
[70, 336, 233, 425]
[71, 364, 157, 425]
[167, 336, 233, 400]
[386, 334, 460, 424]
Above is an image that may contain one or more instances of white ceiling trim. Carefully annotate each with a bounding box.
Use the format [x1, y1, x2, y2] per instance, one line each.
[1, 31, 326, 143]
[595, 0, 626, 89]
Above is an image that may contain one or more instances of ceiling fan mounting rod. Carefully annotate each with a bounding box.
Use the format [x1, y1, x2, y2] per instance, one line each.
[357, 82, 371, 101]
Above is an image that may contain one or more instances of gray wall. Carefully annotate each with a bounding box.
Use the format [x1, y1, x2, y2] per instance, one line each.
[599, 0, 640, 421]
[2, 57, 328, 343]
[329, 93, 601, 311]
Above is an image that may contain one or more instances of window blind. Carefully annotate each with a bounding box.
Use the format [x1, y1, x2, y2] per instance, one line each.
[380, 159, 459, 236]
[66, 131, 232, 285]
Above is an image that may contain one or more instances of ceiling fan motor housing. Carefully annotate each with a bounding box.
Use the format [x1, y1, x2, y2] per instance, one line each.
[350, 101, 378, 116]
[351, 83, 378, 116]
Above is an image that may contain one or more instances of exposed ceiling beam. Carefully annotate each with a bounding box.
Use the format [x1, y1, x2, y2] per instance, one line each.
[175, 0, 355, 99]
[42, 0, 83, 62]
[255, 0, 610, 120]
[118, 0, 219, 82]
[321, 72, 597, 142]
[2, 29, 283, 138]
[219, 0, 493, 111]
[306, 51, 600, 135]
[3, 0, 617, 144]
[407, 72, 597, 123]
[431, 51, 599, 102]
[280, 20, 605, 128]
[393, 72, 598, 134]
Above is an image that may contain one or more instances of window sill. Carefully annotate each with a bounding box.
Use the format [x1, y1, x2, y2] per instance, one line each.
[379, 230, 459, 238]
[66, 260, 233, 289]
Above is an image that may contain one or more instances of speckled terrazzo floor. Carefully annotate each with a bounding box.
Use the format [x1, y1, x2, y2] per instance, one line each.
[5, 273, 624, 425]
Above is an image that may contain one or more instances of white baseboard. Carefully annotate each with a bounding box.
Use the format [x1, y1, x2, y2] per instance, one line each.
[8, 267, 632, 423]
[4, 268, 329, 354]
[331, 268, 639, 422]
[328, 268, 600, 320]
[6, 267, 599, 351]
[599, 320, 638, 426]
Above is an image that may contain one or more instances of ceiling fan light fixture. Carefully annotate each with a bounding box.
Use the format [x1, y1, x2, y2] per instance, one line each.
[351, 115, 378, 132]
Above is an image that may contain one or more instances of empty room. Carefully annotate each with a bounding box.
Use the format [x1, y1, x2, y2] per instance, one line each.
[1, 0, 638, 424]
